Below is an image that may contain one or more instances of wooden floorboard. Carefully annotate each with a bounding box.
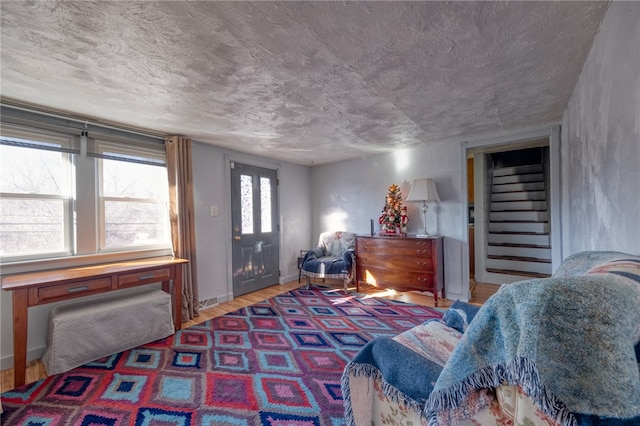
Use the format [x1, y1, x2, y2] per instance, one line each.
[1, 279, 499, 391]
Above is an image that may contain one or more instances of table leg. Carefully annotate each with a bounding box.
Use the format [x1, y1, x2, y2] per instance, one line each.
[172, 264, 183, 331]
[12, 288, 28, 388]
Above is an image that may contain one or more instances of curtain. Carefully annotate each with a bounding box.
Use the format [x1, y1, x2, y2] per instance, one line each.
[165, 136, 199, 322]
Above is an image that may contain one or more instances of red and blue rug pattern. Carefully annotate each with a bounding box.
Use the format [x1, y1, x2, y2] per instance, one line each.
[1, 287, 442, 425]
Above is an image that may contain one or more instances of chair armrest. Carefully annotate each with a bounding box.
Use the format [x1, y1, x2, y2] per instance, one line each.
[303, 247, 325, 262]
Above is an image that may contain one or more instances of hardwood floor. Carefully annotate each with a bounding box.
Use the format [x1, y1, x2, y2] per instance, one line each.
[1, 279, 499, 392]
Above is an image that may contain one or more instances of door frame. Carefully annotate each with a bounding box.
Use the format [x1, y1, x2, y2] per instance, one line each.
[224, 154, 282, 300]
[460, 125, 562, 296]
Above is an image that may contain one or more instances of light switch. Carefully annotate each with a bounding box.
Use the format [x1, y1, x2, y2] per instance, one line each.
[210, 205, 219, 217]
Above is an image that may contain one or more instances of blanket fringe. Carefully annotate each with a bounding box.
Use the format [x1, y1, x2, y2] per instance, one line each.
[424, 356, 577, 426]
[342, 362, 425, 426]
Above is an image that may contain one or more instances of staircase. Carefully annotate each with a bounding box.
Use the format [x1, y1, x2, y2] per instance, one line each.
[486, 163, 552, 279]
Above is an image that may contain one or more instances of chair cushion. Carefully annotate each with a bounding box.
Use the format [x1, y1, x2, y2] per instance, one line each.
[319, 231, 356, 257]
[301, 231, 356, 279]
[303, 256, 350, 276]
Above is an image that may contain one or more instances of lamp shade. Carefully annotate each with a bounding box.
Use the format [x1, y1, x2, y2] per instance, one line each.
[406, 178, 440, 203]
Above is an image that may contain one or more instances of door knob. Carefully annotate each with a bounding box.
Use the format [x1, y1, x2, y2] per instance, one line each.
[233, 236, 241, 241]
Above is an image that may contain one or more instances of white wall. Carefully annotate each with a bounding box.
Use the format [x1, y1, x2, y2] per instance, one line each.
[191, 141, 312, 303]
[309, 142, 469, 301]
[191, 142, 229, 303]
[561, 2, 640, 256]
[278, 161, 314, 281]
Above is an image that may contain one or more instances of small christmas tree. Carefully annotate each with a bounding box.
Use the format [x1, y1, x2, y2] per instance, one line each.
[378, 183, 405, 234]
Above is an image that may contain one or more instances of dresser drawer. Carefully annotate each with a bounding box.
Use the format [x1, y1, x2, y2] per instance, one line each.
[118, 267, 172, 288]
[356, 254, 434, 272]
[357, 237, 433, 257]
[357, 245, 433, 257]
[357, 266, 435, 290]
[28, 277, 113, 305]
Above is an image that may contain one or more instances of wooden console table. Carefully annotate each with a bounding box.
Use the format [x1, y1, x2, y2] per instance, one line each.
[1, 256, 188, 387]
[355, 235, 444, 306]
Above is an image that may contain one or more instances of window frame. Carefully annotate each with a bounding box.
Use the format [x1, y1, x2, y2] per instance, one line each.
[0, 107, 172, 275]
[0, 124, 76, 262]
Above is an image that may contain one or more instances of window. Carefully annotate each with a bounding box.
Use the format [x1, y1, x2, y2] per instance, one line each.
[240, 174, 254, 234]
[260, 176, 272, 233]
[0, 109, 171, 265]
[96, 140, 170, 250]
[0, 126, 74, 259]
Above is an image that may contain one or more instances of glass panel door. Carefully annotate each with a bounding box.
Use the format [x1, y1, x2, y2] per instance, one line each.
[230, 162, 280, 296]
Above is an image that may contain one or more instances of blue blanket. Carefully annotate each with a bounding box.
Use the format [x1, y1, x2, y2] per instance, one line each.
[342, 335, 444, 424]
[301, 247, 354, 277]
[425, 273, 640, 425]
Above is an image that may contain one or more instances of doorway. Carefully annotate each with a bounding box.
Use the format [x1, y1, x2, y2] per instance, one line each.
[230, 162, 280, 296]
[463, 126, 562, 290]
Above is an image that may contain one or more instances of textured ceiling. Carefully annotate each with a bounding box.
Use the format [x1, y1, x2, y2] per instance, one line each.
[1, 1, 608, 165]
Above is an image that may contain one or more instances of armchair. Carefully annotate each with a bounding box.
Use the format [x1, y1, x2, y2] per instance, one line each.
[300, 231, 356, 292]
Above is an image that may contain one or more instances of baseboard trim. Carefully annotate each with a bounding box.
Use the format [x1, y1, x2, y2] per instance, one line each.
[1, 346, 45, 370]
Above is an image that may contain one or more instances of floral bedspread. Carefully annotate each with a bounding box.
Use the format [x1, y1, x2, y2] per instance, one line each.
[344, 320, 556, 426]
[371, 380, 555, 426]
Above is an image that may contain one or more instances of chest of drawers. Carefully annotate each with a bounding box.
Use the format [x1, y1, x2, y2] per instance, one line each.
[355, 235, 444, 306]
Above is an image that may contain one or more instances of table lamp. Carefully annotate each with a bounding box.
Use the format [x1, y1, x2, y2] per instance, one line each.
[406, 178, 440, 237]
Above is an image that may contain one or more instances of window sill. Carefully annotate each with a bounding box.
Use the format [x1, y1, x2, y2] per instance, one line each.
[0, 248, 174, 276]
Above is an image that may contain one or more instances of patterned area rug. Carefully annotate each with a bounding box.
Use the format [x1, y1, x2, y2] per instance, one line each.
[1, 287, 442, 425]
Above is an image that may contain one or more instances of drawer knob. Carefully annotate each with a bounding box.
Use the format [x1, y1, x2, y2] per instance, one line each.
[138, 273, 155, 280]
[67, 285, 89, 293]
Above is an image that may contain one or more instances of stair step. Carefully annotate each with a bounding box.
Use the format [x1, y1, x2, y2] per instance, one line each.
[486, 256, 552, 275]
[493, 164, 543, 177]
[491, 200, 547, 211]
[488, 242, 551, 249]
[488, 232, 550, 246]
[493, 173, 544, 185]
[492, 182, 545, 193]
[492, 191, 546, 202]
[487, 244, 551, 260]
[490, 211, 548, 222]
[489, 221, 549, 233]
[486, 268, 551, 279]
[488, 254, 551, 264]
[486, 161, 552, 280]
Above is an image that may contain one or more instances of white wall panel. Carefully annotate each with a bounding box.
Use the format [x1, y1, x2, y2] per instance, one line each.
[561, 2, 640, 256]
